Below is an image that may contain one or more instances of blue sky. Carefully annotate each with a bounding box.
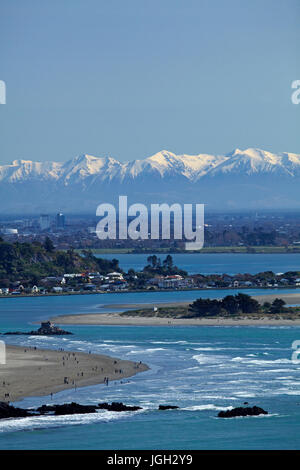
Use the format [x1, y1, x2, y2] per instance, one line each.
[0, 0, 299, 164]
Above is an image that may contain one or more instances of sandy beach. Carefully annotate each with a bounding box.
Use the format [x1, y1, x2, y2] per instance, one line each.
[0, 345, 148, 402]
[50, 312, 300, 326]
[50, 292, 300, 327]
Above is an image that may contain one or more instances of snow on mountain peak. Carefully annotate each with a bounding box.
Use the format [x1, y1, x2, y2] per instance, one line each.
[61, 154, 122, 183]
[147, 150, 177, 164]
[208, 147, 300, 177]
[1, 148, 300, 185]
[143, 150, 227, 180]
[2, 147, 300, 212]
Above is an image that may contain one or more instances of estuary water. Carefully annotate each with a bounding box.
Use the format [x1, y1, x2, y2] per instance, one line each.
[96, 252, 300, 275]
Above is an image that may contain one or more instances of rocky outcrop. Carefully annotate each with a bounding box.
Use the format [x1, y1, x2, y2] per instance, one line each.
[4, 321, 72, 336]
[0, 401, 31, 419]
[158, 405, 179, 410]
[37, 402, 98, 415]
[218, 406, 268, 418]
[97, 402, 142, 412]
[0, 401, 143, 420]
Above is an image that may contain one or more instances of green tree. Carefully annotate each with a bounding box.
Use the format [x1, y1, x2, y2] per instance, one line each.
[43, 237, 54, 253]
[262, 302, 272, 311]
[147, 255, 159, 268]
[188, 298, 222, 317]
[235, 293, 260, 313]
[163, 255, 173, 270]
[221, 295, 239, 314]
[270, 298, 286, 314]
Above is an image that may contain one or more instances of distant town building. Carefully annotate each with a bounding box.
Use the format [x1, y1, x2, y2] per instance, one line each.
[1, 228, 18, 235]
[39, 214, 51, 231]
[56, 212, 65, 230]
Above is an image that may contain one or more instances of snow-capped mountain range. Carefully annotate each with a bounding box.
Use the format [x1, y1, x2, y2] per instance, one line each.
[1, 148, 300, 212]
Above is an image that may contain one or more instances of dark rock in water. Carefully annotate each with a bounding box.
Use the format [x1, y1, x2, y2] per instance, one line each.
[37, 402, 98, 416]
[36, 404, 57, 414]
[0, 401, 31, 419]
[98, 402, 142, 412]
[36, 321, 72, 336]
[5, 321, 72, 336]
[0, 400, 143, 420]
[218, 406, 268, 418]
[158, 405, 179, 410]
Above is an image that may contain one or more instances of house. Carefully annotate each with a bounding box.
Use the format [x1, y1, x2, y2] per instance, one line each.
[157, 275, 188, 289]
[241, 281, 253, 287]
[99, 283, 111, 291]
[0, 287, 9, 295]
[63, 287, 74, 292]
[107, 272, 124, 280]
[52, 286, 63, 293]
[42, 276, 65, 285]
[38, 286, 47, 294]
[147, 276, 164, 286]
[88, 273, 105, 281]
[31, 285, 39, 294]
[64, 273, 83, 279]
[109, 281, 128, 291]
[83, 283, 97, 291]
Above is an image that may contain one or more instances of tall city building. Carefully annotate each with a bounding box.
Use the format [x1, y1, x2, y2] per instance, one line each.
[56, 212, 65, 230]
[39, 214, 51, 231]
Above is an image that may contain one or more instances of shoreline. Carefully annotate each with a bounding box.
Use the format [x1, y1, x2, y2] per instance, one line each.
[0, 345, 148, 403]
[2, 286, 300, 300]
[50, 293, 300, 326]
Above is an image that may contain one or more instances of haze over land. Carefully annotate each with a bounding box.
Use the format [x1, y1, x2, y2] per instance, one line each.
[1, 148, 300, 213]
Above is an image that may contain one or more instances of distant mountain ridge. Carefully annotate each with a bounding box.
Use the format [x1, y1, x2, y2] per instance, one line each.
[1, 148, 300, 213]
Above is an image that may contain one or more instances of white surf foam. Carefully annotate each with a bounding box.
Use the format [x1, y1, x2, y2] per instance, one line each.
[0, 409, 145, 434]
[181, 404, 234, 411]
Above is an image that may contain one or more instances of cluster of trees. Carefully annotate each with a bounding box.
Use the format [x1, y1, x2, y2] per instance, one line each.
[144, 255, 187, 276]
[188, 293, 287, 317]
[0, 238, 120, 284]
[262, 298, 286, 314]
[242, 231, 276, 246]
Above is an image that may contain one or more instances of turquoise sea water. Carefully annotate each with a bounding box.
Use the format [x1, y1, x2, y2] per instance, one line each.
[0, 287, 300, 450]
[96, 252, 300, 274]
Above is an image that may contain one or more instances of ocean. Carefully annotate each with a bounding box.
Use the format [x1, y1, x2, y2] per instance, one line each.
[0, 286, 300, 450]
